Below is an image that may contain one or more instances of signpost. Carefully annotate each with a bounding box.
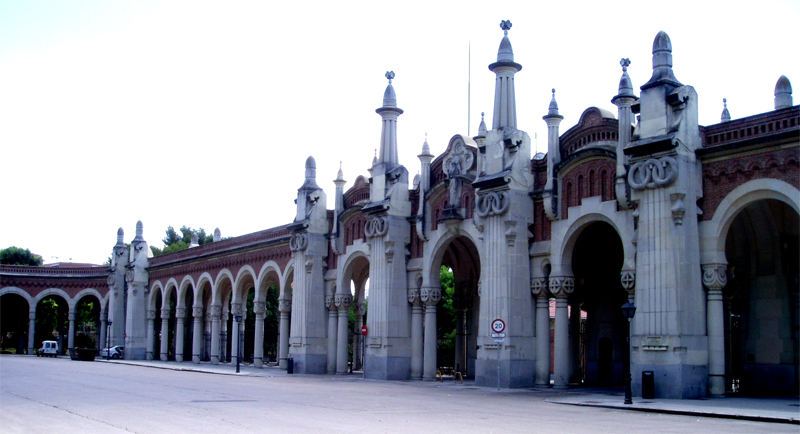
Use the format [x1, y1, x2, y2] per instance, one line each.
[491, 319, 505, 390]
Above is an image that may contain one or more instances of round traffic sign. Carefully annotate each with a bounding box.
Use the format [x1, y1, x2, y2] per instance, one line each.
[491, 318, 505, 333]
[361, 325, 368, 336]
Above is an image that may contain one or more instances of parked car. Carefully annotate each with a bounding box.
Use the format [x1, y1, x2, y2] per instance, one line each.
[38, 341, 59, 357]
[100, 345, 124, 359]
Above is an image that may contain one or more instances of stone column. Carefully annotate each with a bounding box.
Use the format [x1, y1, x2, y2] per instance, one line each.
[210, 306, 221, 365]
[99, 315, 107, 353]
[67, 310, 76, 350]
[230, 303, 242, 366]
[409, 288, 423, 379]
[421, 286, 441, 381]
[146, 310, 156, 360]
[27, 310, 36, 355]
[325, 296, 337, 373]
[253, 302, 266, 368]
[336, 294, 352, 374]
[192, 307, 203, 363]
[278, 299, 291, 369]
[220, 311, 228, 363]
[175, 308, 185, 362]
[551, 276, 574, 388]
[569, 300, 582, 384]
[160, 308, 170, 361]
[532, 278, 550, 386]
[703, 264, 727, 396]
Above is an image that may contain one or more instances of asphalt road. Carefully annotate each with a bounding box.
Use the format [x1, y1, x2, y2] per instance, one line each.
[0, 355, 794, 434]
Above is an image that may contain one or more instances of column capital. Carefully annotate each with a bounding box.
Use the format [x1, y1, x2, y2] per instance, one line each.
[176, 308, 186, 319]
[230, 303, 243, 316]
[702, 264, 728, 291]
[278, 299, 292, 313]
[420, 286, 442, 306]
[531, 277, 551, 298]
[193, 307, 204, 318]
[549, 276, 574, 298]
[253, 301, 266, 316]
[325, 295, 335, 311]
[160, 308, 171, 319]
[147, 309, 157, 320]
[407, 288, 421, 306]
[209, 305, 222, 318]
[355, 302, 366, 316]
[334, 294, 353, 310]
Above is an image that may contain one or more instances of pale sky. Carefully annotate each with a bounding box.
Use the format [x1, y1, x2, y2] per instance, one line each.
[2, 1, 798, 265]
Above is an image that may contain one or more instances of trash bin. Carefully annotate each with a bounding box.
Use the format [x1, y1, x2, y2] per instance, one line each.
[287, 358, 294, 375]
[642, 371, 654, 399]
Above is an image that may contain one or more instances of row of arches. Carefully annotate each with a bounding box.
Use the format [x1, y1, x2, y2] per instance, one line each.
[0, 287, 106, 356]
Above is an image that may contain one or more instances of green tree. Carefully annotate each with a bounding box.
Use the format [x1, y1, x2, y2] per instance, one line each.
[437, 266, 456, 367]
[152, 226, 215, 257]
[163, 226, 181, 246]
[0, 246, 43, 266]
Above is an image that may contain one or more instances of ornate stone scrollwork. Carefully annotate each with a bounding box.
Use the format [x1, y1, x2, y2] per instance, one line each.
[324, 295, 334, 310]
[289, 233, 309, 252]
[702, 264, 728, 291]
[176, 308, 186, 318]
[531, 277, 549, 297]
[443, 141, 474, 209]
[549, 276, 574, 297]
[475, 190, 510, 217]
[364, 216, 389, 238]
[193, 307, 204, 318]
[356, 303, 366, 316]
[628, 156, 678, 190]
[334, 294, 352, 310]
[210, 306, 222, 317]
[147, 310, 157, 320]
[161, 308, 171, 319]
[420, 287, 442, 306]
[278, 299, 292, 313]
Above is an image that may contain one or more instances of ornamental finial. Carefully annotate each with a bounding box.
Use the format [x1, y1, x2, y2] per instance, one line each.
[500, 20, 512, 36]
[620, 58, 631, 71]
[385, 71, 395, 83]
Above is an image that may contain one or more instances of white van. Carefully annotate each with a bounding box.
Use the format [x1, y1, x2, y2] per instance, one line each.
[38, 341, 59, 357]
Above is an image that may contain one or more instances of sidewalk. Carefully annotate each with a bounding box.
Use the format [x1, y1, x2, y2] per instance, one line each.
[100, 358, 799, 424]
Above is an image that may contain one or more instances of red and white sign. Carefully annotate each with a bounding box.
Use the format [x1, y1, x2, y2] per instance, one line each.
[361, 325, 368, 336]
[491, 318, 505, 333]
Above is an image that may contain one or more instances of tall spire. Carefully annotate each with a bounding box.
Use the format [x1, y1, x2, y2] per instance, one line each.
[376, 71, 404, 167]
[641, 31, 682, 90]
[489, 20, 522, 130]
[720, 98, 731, 122]
[616, 58, 635, 98]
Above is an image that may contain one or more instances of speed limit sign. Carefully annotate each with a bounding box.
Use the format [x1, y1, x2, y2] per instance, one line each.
[491, 318, 505, 334]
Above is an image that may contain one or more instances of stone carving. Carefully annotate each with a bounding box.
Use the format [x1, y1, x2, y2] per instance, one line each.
[161, 308, 171, 319]
[176, 308, 186, 318]
[671, 193, 686, 225]
[193, 307, 204, 317]
[407, 288, 420, 305]
[702, 264, 728, 290]
[356, 303, 366, 316]
[289, 233, 308, 252]
[628, 156, 678, 190]
[334, 294, 352, 310]
[443, 141, 474, 209]
[125, 267, 135, 283]
[420, 287, 442, 306]
[254, 301, 266, 315]
[210, 306, 222, 317]
[531, 277, 549, 297]
[620, 270, 636, 291]
[147, 310, 157, 320]
[325, 295, 334, 310]
[364, 216, 389, 238]
[278, 299, 292, 313]
[475, 190, 510, 217]
[549, 276, 575, 297]
[107, 274, 116, 287]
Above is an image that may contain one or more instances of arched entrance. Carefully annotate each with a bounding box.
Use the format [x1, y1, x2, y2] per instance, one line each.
[429, 235, 480, 379]
[570, 221, 626, 386]
[74, 295, 101, 351]
[0, 292, 30, 354]
[337, 254, 369, 374]
[724, 199, 799, 394]
[35, 294, 69, 355]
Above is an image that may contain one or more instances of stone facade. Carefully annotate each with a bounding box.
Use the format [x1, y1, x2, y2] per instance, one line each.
[2, 24, 798, 399]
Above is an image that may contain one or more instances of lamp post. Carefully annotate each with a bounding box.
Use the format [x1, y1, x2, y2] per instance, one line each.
[106, 320, 112, 361]
[234, 314, 242, 373]
[621, 301, 636, 405]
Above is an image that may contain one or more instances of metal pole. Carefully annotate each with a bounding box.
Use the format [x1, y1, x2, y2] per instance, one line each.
[106, 321, 111, 361]
[497, 344, 501, 390]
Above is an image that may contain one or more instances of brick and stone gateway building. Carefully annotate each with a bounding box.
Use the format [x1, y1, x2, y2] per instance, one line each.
[2, 25, 798, 399]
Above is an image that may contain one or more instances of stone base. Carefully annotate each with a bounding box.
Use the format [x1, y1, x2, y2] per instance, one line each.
[127, 347, 147, 360]
[474, 358, 536, 388]
[632, 363, 707, 399]
[291, 353, 327, 374]
[364, 355, 411, 380]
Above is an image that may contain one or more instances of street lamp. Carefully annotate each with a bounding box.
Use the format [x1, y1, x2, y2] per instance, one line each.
[234, 314, 242, 373]
[106, 320, 112, 361]
[621, 301, 636, 405]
